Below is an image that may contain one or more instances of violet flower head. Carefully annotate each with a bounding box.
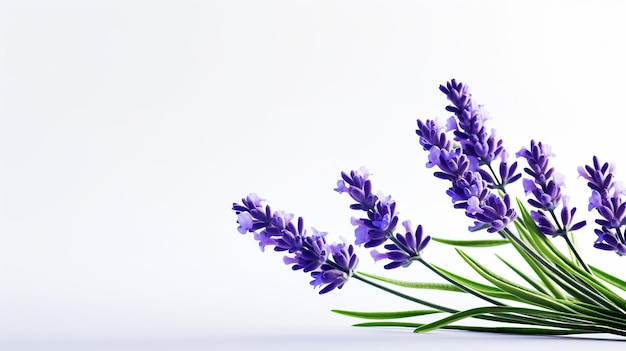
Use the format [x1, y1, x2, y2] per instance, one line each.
[439, 79, 504, 167]
[516, 140, 585, 237]
[310, 242, 359, 294]
[415, 119, 452, 153]
[579, 156, 626, 255]
[593, 227, 626, 256]
[469, 193, 517, 233]
[578, 156, 626, 226]
[336, 169, 399, 248]
[335, 167, 376, 211]
[371, 220, 431, 269]
[420, 140, 516, 233]
[232, 193, 359, 292]
[516, 141, 562, 210]
[438, 79, 520, 191]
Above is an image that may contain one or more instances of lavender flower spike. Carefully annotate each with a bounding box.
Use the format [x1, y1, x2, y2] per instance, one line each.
[516, 140, 585, 237]
[371, 220, 431, 269]
[311, 243, 359, 294]
[579, 156, 626, 255]
[438, 79, 520, 191]
[233, 193, 359, 293]
[416, 117, 517, 233]
[439, 79, 503, 167]
[336, 168, 399, 247]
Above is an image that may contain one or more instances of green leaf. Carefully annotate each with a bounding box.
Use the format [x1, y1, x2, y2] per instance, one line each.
[331, 309, 440, 320]
[353, 321, 423, 328]
[496, 254, 549, 295]
[356, 271, 462, 292]
[354, 321, 597, 335]
[590, 265, 626, 292]
[431, 265, 516, 301]
[430, 237, 510, 247]
[513, 219, 566, 299]
[456, 249, 576, 313]
[413, 306, 572, 333]
[501, 227, 623, 312]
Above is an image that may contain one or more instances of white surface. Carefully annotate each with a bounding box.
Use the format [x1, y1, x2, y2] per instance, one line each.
[2, 0, 626, 347]
[1, 328, 624, 351]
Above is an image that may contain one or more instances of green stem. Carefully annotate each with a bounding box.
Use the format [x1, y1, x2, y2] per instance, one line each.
[351, 273, 455, 313]
[562, 234, 591, 274]
[351, 271, 591, 331]
[501, 227, 619, 311]
[417, 258, 505, 307]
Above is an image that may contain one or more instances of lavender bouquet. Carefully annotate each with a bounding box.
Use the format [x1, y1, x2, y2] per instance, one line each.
[232, 80, 626, 338]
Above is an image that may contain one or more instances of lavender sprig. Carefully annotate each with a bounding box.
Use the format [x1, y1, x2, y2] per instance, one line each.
[439, 79, 520, 191]
[335, 168, 398, 248]
[335, 168, 432, 268]
[516, 140, 588, 271]
[579, 156, 626, 255]
[415, 119, 517, 233]
[336, 168, 504, 306]
[371, 220, 430, 269]
[516, 140, 586, 237]
[233, 193, 359, 294]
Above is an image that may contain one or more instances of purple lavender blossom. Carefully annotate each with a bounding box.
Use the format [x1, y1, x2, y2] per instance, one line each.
[233, 193, 358, 293]
[336, 168, 399, 247]
[438, 79, 520, 191]
[593, 227, 626, 255]
[336, 170, 432, 269]
[516, 140, 585, 237]
[415, 119, 451, 153]
[310, 243, 359, 294]
[415, 116, 517, 233]
[469, 193, 516, 233]
[579, 156, 626, 255]
[371, 220, 431, 269]
[439, 79, 503, 167]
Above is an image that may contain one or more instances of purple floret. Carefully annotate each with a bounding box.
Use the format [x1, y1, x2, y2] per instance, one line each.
[232, 193, 359, 292]
[580, 156, 626, 255]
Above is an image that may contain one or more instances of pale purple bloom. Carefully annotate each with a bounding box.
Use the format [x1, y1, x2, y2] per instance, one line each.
[415, 119, 451, 153]
[237, 212, 254, 234]
[469, 194, 516, 233]
[416, 117, 516, 233]
[310, 243, 359, 294]
[516, 141, 563, 211]
[337, 168, 398, 247]
[371, 220, 431, 269]
[232, 193, 358, 293]
[414, 80, 520, 233]
[593, 227, 626, 256]
[580, 156, 626, 255]
[437, 79, 520, 190]
[516, 140, 585, 237]
[439, 79, 504, 168]
[337, 170, 432, 268]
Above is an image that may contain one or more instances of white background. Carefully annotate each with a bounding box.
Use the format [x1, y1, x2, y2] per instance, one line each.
[2, 0, 626, 349]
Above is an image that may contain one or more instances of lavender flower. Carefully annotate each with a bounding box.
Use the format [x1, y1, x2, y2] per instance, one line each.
[516, 140, 585, 237]
[371, 220, 431, 269]
[579, 157, 626, 255]
[415, 119, 452, 153]
[416, 117, 517, 233]
[233, 193, 359, 293]
[311, 243, 359, 294]
[469, 193, 516, 233]
[336, 169, 432, 270]
[439, 79, 503, 167]
[335, 168, 399, 247]
[439, 79, 520, 190]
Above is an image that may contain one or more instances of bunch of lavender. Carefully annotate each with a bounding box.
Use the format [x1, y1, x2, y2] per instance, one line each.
[231, 80, 626, 338]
